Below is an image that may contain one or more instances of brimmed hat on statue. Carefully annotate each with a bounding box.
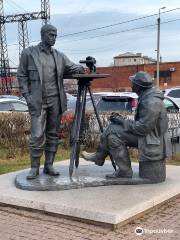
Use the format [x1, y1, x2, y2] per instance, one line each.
[129, 71, 153, 88]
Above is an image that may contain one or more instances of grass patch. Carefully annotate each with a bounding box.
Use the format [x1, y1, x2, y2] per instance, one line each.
[0, 145, 180, 175]
[131, 158, 180, 166]
[0, 146, 70, 175]
[166, 154, 180, 166]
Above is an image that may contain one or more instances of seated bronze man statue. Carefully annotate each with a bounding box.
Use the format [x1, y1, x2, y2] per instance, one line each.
[82, 71, 168, 183]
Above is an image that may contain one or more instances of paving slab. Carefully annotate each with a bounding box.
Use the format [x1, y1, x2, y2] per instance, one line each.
[0, 159, 179, 226]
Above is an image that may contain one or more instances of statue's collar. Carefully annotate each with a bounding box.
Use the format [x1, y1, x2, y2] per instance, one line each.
[38, 42, 53, 54]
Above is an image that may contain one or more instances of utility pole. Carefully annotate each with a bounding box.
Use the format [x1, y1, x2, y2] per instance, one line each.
[18, 0, 50, 55]
[0, 0, 11, 93]
[0, 0, 50, 93]
[18, 20, 29, 57]
[41, 0, 50, 24]
[156, 7, 166, 88]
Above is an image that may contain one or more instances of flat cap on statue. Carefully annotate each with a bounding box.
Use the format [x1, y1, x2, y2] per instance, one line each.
[129, 71, 153, 88]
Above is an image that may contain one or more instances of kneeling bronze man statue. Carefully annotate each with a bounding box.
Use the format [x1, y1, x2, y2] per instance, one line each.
[82, 71, 168, 183]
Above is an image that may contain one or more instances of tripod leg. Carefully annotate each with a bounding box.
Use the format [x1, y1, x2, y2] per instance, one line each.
[88, 86, 103, 133]
[70, 85, 81, 145]
[69, 84, 87, 177]
[75, 85, 88, 169]
[69, 86, 82, 177]
[87, 86, 116, 171]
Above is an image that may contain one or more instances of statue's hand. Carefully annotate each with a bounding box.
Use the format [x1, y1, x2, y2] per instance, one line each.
[109, 112, 125, 125]
[78, 65, 85, 74]
[26, 95, 37, 114]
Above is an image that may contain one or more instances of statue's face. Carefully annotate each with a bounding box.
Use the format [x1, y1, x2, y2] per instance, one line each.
[131, 82, 141, 95]
[42, 30, 57, 46]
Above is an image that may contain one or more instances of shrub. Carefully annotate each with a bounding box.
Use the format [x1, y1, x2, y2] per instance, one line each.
[1, 110, 180, 161]
[0, 112, 30, 157]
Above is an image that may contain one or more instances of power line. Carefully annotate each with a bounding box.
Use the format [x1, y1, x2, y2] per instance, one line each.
[62, 35, 160, 55]
[6, 17, 180, 47]
[6, 17, 180, 48]
[60, 7, 180, 38]
[59, 34, 152, 54]
[6, 0, 28, 13]
[9, 58, 18, 67]
[60, 18, 180, 43]
[5, 0, 23, 13]
[3, 1, 14, 14]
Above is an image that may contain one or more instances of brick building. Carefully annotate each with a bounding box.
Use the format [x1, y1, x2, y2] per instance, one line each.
[92, 61, 180, 92]
[1, 61, 180, 95]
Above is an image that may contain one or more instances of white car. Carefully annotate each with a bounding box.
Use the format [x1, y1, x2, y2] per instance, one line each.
[66, 93, 76, 111]
[163, 96, 180, 113]
[0, 98, 28, 112]
[0, 94, 76, 113]
[163, 87, 180, 108]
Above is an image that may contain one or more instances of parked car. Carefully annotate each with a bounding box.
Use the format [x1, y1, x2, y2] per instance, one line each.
[0, 95, 26, 102]
[163, 96, 179, 113]
[66, 93, 77, 111]
[86, 92, 138, 113]
[97, 92, 138, 113]
[0, 94, 76, 114]
[0, 98, 28, 112]
[86, 91, 179, 114]
[163, 87, 180, 108]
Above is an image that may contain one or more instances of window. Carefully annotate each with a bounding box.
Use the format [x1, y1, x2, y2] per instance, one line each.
[163, 98, 179, 112]
[167, 90, 180, 98]
[96, 97, 134, 112]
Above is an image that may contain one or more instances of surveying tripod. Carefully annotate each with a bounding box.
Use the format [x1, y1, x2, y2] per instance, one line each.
[69, 57, 116, 177]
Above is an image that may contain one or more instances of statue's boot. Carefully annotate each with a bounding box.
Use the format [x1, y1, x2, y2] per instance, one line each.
[26, 156, 40, 180]
[106, 135, 133, 178]
[81, 141, 108, 166]
[106, 167, 133, 178]
[43, 151, 60, 176]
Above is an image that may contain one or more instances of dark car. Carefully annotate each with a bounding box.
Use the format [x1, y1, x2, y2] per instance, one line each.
[90, 92, 138, 113]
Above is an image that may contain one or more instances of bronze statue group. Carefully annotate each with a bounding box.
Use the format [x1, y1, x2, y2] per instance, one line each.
[17, 24, 168, 183]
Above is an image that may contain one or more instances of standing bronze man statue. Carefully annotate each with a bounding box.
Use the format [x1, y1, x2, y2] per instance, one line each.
[17, 24, 84, 180]
[82, 71, 168, 183]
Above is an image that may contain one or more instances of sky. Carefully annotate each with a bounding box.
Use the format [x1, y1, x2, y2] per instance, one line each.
[3, 0, 180, 67]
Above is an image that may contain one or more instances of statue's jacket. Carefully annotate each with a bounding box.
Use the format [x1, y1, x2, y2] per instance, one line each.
[126, 88, 168, 161]
[17, 44, 81, 116]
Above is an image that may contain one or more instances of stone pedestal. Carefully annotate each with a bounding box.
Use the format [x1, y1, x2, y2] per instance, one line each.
[139, 160, 166, 183]
[0, 160, 179, 226]
[15, 164, 151, 191]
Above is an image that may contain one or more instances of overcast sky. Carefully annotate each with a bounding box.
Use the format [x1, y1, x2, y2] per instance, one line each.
[4, 0, 180, 67]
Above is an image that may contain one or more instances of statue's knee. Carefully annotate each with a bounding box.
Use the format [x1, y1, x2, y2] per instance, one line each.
[107, 134, 123, 148]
